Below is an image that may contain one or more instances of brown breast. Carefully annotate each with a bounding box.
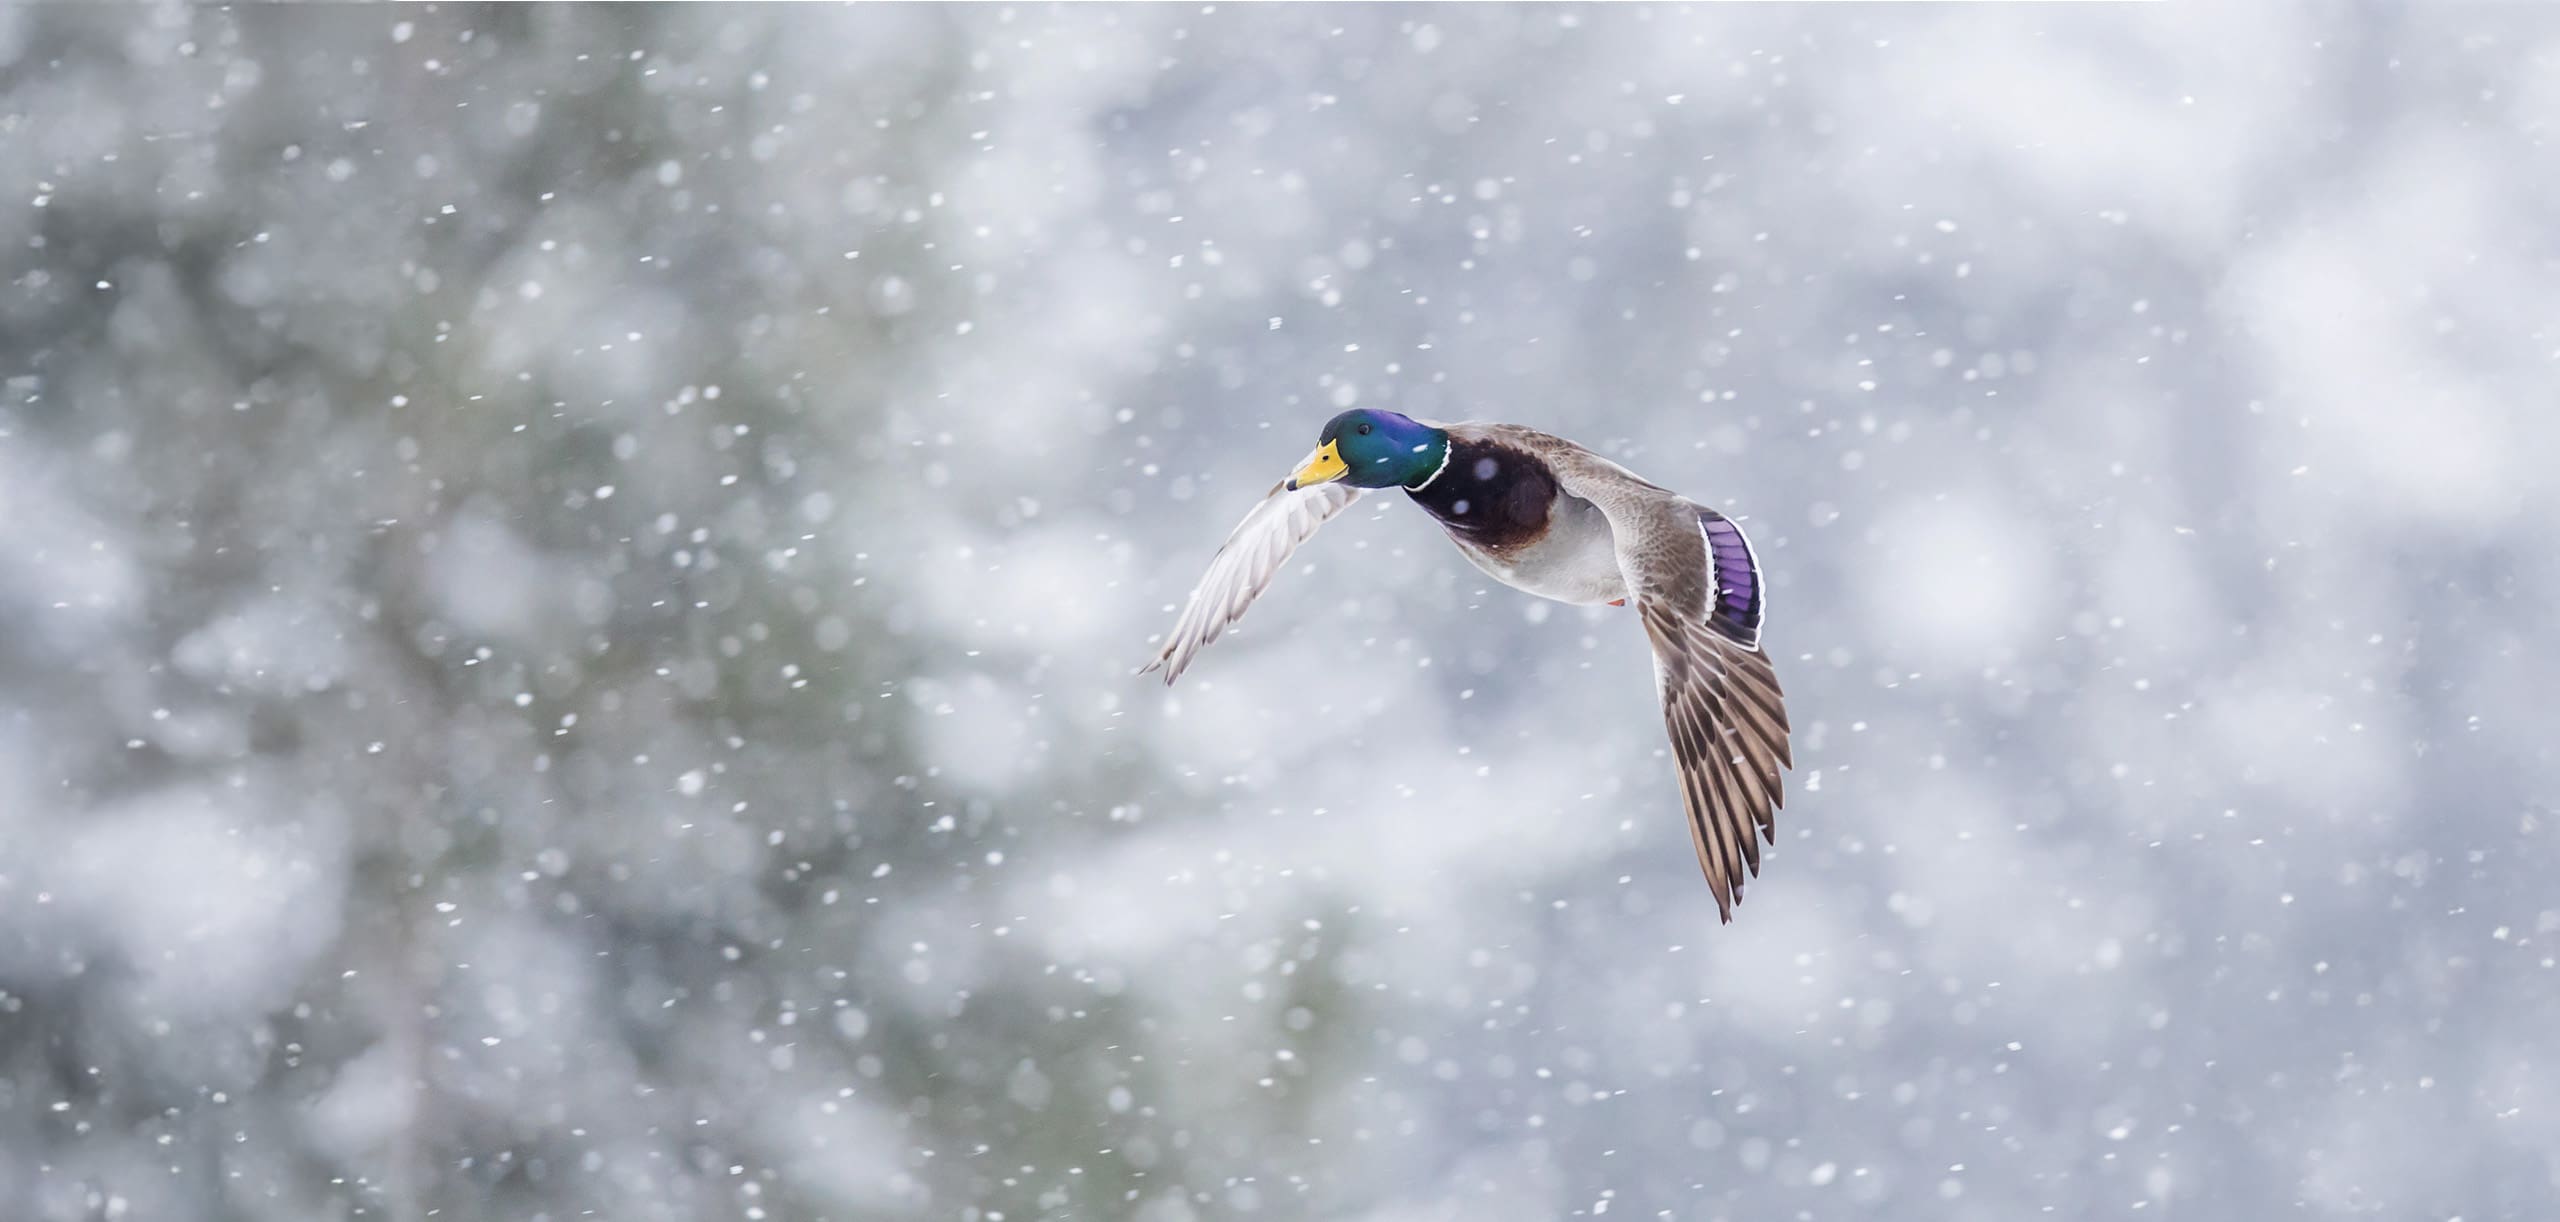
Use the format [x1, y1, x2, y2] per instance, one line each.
[1403, 438, 1555, 557]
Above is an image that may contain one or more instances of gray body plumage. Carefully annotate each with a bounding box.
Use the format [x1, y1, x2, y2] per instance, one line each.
[1441, 473, 1628, 605]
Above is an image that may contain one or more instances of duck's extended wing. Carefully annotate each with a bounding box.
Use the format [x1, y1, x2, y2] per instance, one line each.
[1470, 425, 1792, 921]
[1631, 545, 1791, 922]
[1141, 480, 1366, 684]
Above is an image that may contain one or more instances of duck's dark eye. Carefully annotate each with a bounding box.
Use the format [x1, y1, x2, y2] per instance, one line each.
[1358, 423, 1373, 435]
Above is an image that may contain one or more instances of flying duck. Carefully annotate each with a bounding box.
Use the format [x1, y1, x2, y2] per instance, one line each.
[1142, 409, 1793, 921]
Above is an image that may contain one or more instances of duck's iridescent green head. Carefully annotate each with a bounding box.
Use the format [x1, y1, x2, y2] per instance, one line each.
[1287, 409, 1451, 491]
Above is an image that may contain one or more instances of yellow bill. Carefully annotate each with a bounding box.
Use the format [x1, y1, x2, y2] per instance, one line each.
[1286, 440, 1348, 490]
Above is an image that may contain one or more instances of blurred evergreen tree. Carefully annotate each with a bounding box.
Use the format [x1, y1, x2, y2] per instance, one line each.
[0, 8, 1369, 1221]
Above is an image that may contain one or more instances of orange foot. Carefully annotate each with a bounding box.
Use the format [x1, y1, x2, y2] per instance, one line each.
[1608, 598, 1627, 607]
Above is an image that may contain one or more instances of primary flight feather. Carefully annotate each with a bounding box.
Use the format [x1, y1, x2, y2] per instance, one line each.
[1142, 410, 1794, 922]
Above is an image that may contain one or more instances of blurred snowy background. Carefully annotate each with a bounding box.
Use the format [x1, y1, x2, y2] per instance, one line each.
[2, 5, 2556, 1220]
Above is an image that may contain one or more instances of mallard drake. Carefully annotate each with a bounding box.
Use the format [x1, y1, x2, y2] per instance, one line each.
[1143, 409, 1793, 921]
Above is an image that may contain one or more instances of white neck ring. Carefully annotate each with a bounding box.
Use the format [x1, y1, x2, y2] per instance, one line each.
[1406, 441, 1452, 491]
